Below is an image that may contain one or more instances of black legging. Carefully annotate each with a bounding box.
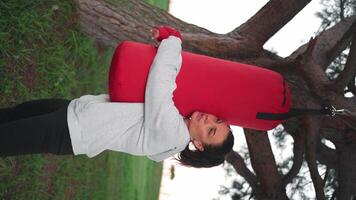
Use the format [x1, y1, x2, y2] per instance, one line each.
[0, 99, 74, 157]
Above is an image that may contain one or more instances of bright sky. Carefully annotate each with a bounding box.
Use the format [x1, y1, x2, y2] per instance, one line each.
[159, 1, 323, 200]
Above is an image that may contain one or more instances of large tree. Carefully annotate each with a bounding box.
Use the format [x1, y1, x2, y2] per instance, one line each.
[74, 0, 356, 199]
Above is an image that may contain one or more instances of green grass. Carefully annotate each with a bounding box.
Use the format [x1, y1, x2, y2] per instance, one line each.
[145, 0, 170, 10]
[0, 0, 110, 104]
[0, 153, 163, 200]
[105, 0, 169, 11]
[0, 0, 165, 199]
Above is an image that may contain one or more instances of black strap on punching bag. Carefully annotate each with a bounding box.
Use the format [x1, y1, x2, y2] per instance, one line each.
[256, 106, 344, 120]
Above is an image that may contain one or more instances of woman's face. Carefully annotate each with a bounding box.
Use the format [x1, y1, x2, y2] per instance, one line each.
[187, 111, 231, 151]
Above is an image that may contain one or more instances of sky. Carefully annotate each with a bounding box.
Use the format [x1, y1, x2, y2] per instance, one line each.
[159, 1, 323, 200]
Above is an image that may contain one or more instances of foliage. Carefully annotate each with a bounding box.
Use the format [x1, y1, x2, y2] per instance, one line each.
[316, 0, 356, 85]
[316, 0, 356, 30]
[218, 1, 356, 199]
[219, 127, 338, 200]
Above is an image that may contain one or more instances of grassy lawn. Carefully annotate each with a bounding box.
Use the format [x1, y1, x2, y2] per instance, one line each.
[0, 0, 167, 199]
[145, 0, 170, 10]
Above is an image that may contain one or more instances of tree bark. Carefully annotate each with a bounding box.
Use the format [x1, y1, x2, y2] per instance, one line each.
[333, 33, 356, 92]
[225, 151, 263, 198]
[244, 129, 288, 200]
[316, 140, 338, 169]
[303, 117, 326, 200]
[228, 0, 311, 51]
[282, 130, 305, 187]
[288, 16, 356, 70]
[336, 140, 356, 200]
[74, 0, 258, 58]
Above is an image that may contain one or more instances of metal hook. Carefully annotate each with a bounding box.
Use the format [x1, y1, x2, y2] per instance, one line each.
[328, 105, 345, 117]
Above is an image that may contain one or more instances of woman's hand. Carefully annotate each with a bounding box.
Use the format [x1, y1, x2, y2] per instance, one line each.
[151, 27, 161, 46]
[151, 26, 182, 43]
[151, 28, 160, 40]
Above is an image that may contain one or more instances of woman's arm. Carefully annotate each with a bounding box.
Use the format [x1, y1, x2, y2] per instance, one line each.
[144, 36, 182, 114]
[142, 28, 188, 155]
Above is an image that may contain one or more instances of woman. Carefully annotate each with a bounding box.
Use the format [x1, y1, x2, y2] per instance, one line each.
[0, 26, 234, 168]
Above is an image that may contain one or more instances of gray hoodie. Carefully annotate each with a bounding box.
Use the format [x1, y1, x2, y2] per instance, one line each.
[66, 36, 190, 161]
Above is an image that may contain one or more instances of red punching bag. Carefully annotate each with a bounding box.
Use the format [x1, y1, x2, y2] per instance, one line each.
[109, 41, 291, 131]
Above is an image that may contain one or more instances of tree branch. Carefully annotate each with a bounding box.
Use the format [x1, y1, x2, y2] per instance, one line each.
[75, 0, 266, 59]
[181, 33, 257, 58]
[225, 151, 262, 195]
[296, 37, 356, 113]
[322, 166, 330, 188]
[297, 37, 332, 102]
[303, 116, 326, 200]
[228, 0, 311, 51]
[336, 144, 356, 200]
[344, 129, 356, 144]
[346, 78, 356, 94]
[316, 139, 338, 169]
[320, 127, 345, 144]
[281, 130, 305, 187]
[333, 33, 356, 92]
[288, 15, 356, 70]
[339, 0, 345, 21]
[244, 129, 288, 199]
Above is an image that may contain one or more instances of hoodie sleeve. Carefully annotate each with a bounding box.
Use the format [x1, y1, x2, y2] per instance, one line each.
[142, 36, 188, 155]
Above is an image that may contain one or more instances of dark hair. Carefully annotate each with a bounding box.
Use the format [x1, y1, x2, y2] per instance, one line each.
[176, 131, 234, 168]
